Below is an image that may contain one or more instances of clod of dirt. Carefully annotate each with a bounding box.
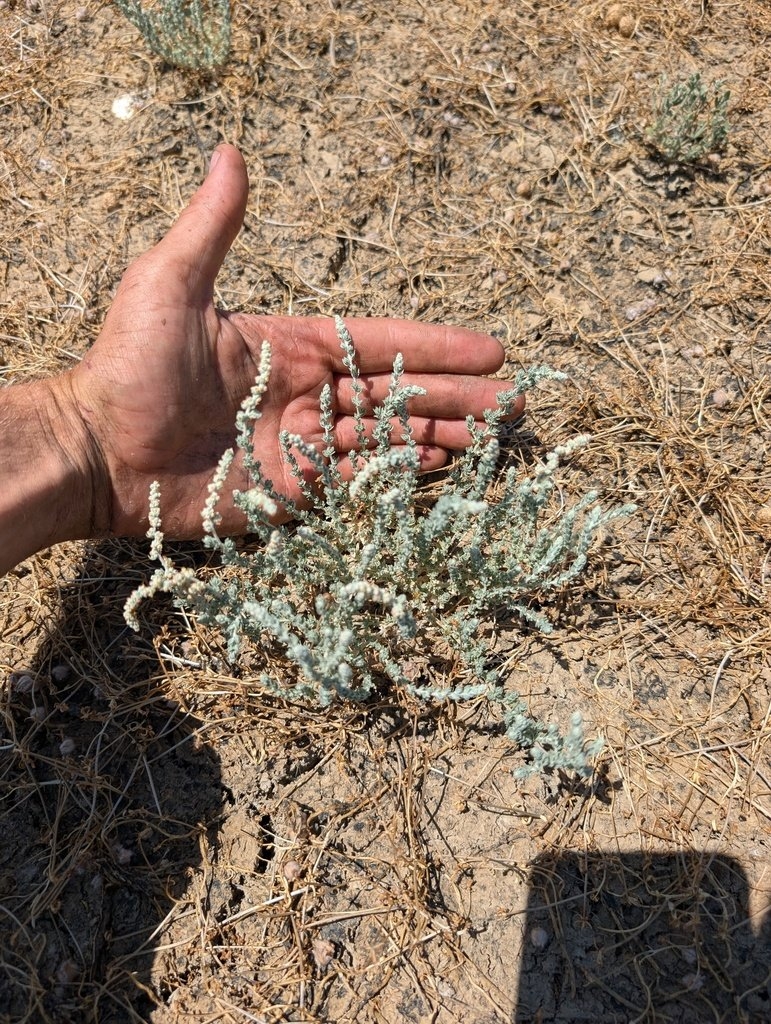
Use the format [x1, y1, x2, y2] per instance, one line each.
[754, 504, 771, 526]
[618, 14, 636, 37]
[625, 296, 657, 321]
[637, 266, 670, 287]
[604, 3, 624, 29]
[312, 939, 336, 969]
[516, 179, 534, 198]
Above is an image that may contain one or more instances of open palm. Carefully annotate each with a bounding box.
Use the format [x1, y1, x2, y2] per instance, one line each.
[67, 146, 520, 540]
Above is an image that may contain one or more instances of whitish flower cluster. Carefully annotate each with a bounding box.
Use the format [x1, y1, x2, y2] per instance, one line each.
[126, 317, 633, 777]
[113, 0, 231, 70]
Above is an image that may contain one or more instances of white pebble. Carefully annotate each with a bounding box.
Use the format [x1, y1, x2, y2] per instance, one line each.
[59, 737, 76, 756]
[111, 93, 144, 121]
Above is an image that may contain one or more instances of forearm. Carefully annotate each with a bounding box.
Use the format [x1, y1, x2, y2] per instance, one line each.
[0, 377, 100, 574]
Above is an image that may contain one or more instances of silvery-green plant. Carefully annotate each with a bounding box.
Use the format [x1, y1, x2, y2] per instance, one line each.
[126, 317, 633, 777]
[647, 73, 730, 165]
[113, 0, 231, 70]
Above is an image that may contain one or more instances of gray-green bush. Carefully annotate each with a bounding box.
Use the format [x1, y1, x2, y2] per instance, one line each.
[647, 73, 730, 164]
[113, 0, 231, 70]
[126, 317, 634, 777]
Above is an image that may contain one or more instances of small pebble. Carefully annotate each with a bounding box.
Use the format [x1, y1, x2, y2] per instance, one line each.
[12, 673, 37, 694]
[409, 294, 419, 309]
[624, 296, 656, 321]
[515, 179, 533, 199]
[113, 843, 133, 865]
[29, 707, 46, 723]
[754, 505, 771, 526]
[51, 664, 71, 683]
[711, 387, 735, 409]
[530, 926, 550, 949]
[75, 6, 89, 21]
[56, 960, 79, 984]
[59, 737, 76, 756]
[111, 93, 143, 121]
[618, 14, 636, 37]
[492, 269, 508, 284]
[282, 860, 303, 881]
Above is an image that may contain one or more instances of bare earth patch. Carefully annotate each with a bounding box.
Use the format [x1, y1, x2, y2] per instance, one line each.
[1, 1, 769, 1021]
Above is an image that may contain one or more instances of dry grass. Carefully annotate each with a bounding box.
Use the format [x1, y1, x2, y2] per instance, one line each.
[1, 0, 770, 1021]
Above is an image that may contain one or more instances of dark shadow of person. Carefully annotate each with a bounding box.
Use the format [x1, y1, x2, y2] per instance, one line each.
[0, 543, 223, 1023]
[515, 849, 771, 1023]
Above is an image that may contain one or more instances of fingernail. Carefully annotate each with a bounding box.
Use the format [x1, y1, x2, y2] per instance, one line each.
[208, 148, 222, 176]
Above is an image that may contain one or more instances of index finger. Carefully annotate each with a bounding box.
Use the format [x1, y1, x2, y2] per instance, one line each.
[252, 314, 506, 376]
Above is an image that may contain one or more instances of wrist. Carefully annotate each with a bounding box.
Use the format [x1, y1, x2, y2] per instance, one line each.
[0, 375, 109, 573]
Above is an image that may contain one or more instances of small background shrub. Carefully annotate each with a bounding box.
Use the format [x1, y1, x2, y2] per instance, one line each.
[647, 72, 730, 164]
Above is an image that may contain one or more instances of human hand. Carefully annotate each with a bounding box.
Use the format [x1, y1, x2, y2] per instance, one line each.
[35, 146, 524, 547]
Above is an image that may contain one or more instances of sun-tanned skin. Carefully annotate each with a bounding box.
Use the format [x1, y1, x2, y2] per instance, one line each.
[0, 145, 523, 575]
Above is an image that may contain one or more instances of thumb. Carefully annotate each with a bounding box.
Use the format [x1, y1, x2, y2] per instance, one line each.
[153, 144, 249, 299]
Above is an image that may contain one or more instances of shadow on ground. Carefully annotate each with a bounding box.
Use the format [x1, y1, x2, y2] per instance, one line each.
[0, 546, 223, 1023]
[514, 850, 771, 1024]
